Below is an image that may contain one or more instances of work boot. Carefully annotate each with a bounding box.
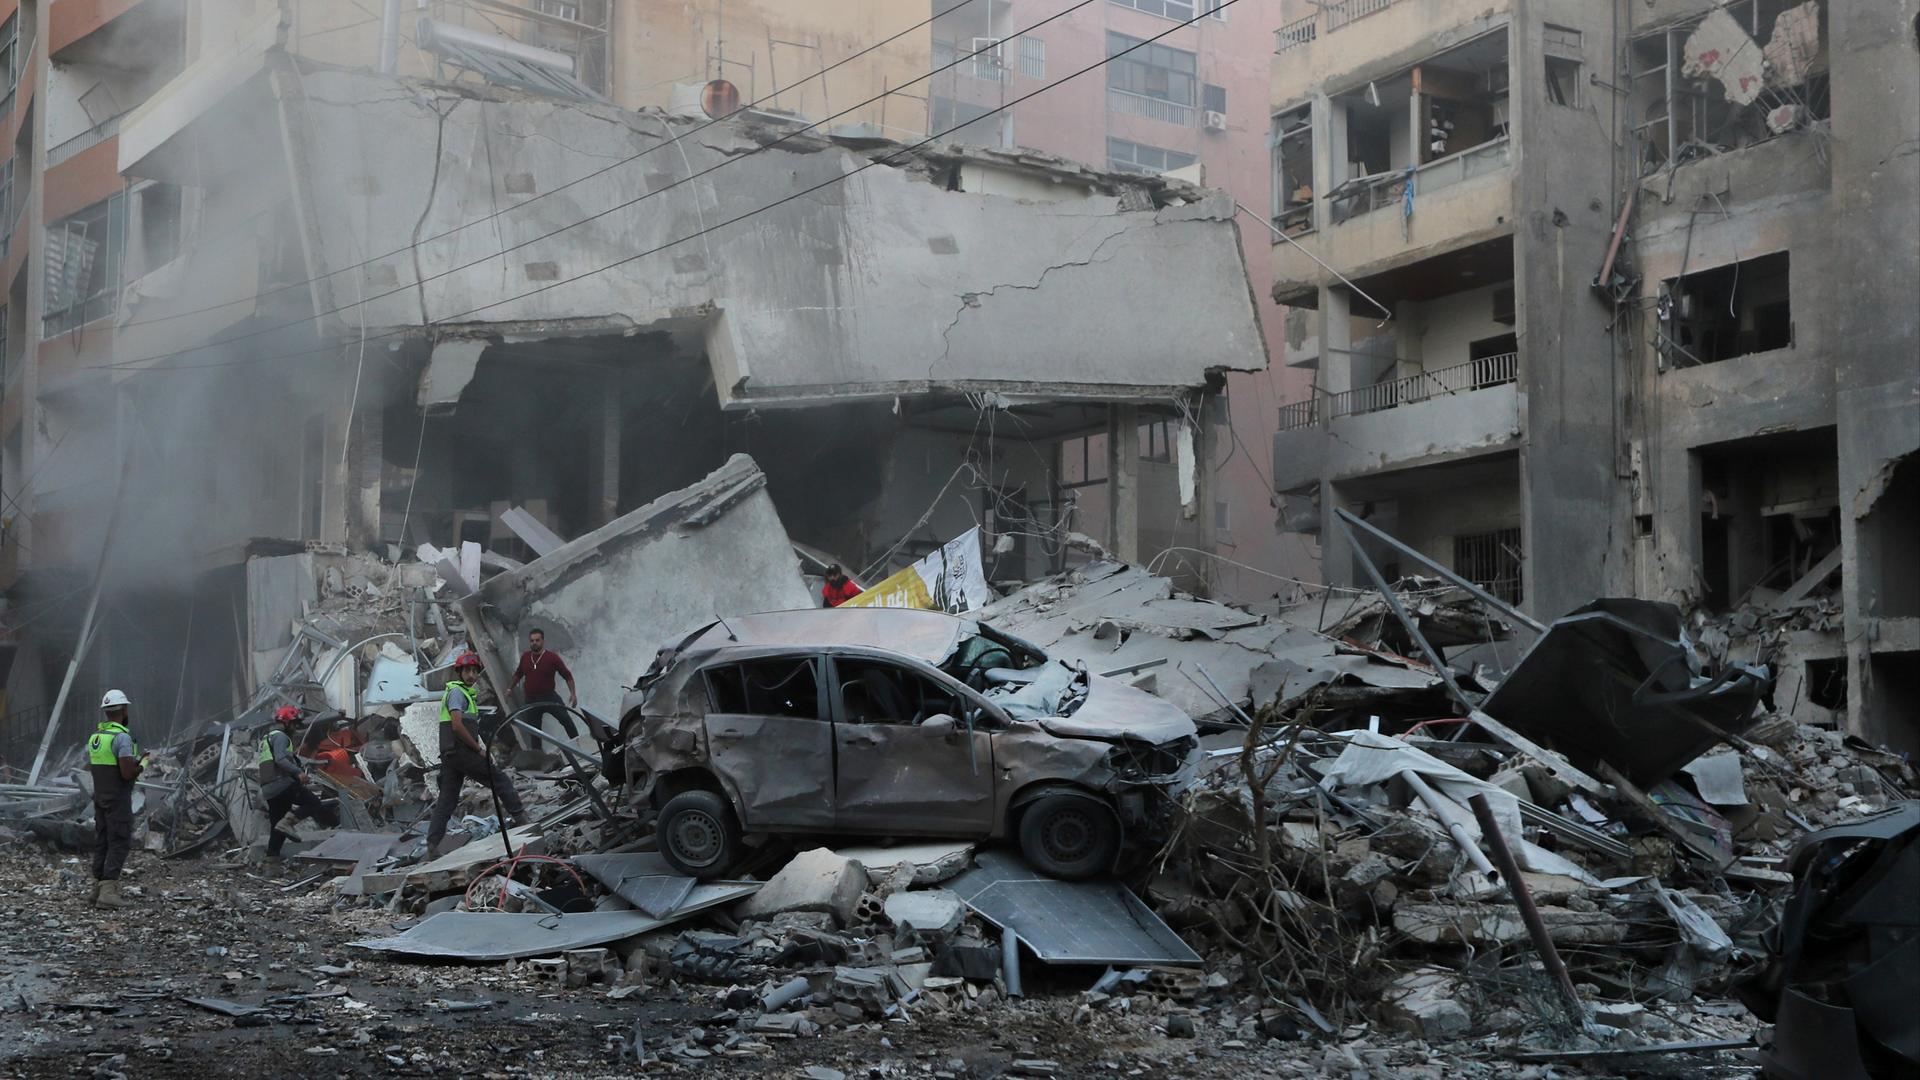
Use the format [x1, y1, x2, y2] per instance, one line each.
[94, 881, 129, 910]
[261, 853, 284, 873]
[88, 881, 100, 905]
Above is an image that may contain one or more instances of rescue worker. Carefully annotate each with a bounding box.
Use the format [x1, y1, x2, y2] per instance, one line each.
[258, 705, 339, 866]
[821, 564, 863, 608]
[425, 651, 529, 858]
[86, 690, 144, 909]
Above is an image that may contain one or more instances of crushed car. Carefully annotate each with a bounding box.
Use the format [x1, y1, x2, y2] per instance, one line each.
[618, 608, 1201, 880]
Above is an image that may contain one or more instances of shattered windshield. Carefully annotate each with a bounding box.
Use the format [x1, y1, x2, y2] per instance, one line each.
[940, 622, 1086, 722]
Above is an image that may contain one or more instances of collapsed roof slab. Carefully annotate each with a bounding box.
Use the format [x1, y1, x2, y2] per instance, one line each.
[237, 68, 1267, 405]
[462, 453, 813, 724]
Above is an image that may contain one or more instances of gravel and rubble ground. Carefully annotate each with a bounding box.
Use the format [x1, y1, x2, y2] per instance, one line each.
[0, 843, 1764, 1080]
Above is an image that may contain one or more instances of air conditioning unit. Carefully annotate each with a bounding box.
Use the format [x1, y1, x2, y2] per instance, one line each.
[1204, 110, 1228, 132]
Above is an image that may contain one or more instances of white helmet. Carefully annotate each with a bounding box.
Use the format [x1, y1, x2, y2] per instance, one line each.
[101, 689, 132, 711]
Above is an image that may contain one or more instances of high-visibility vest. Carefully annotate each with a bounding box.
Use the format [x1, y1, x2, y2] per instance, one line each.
[258, 727, 288, 764]
[440, 681, 478, 725]
[87, 722, 136, 766]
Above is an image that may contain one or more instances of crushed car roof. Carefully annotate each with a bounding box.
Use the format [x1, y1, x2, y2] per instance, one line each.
[691, 608, 969, 664]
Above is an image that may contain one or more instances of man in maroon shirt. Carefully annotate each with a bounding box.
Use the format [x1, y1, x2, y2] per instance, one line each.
[508, 628, 580, 751]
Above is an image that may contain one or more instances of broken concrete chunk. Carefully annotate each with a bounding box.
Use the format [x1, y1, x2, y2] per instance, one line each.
[1380, 968, 1472, 1041]
[736, 848, 867, 928]
[1393, 902, 1626, 947]
[883, 889, 965, 939]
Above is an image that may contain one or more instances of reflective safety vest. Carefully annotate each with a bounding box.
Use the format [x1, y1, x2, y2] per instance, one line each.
[440, 681, 478, 725]
[86, 722, 136, 766]
[258, 727, 289, 764]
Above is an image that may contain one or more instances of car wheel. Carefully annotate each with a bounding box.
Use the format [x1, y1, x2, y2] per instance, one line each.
[656, 790, 742, 879]
[1017, 794, 1120, 880]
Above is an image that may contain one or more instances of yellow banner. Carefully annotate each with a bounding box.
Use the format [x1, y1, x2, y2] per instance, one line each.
[839, 564, 934, 609]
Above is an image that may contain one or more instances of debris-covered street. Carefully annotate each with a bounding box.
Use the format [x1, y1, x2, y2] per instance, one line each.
[3, 1, 1917, 1078]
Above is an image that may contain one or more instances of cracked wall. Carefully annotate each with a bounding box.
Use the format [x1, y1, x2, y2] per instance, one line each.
[258, 70, 1268, 406]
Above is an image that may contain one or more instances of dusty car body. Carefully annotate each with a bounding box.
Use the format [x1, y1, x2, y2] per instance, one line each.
[618, 608, 1200, 879]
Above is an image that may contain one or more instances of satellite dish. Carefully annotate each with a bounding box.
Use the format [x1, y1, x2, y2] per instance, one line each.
[701, 79, 741, 119]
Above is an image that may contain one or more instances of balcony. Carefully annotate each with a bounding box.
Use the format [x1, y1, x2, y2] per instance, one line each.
[1107, 88, 1193, 127]
[1276, 353, 1516, 431]
[1272, 139, 1513, 292]
[1271, 0, 1510, 106]
[1273, 0, 1400, 52]
[1271, 354, 1522, 492]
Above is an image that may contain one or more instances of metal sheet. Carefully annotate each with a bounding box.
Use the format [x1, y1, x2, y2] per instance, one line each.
[1681, 753, 1749, 807]
[347, 882, 758, 961]
[299, 831, 403, 864]
[569, 852, 697, 918]
[364, 654, 432, 706]
[946, 851, 1200, 967]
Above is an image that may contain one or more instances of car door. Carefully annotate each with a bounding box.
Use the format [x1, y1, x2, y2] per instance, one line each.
[700, 653, 834, 830]
[828, 654, 995, 835]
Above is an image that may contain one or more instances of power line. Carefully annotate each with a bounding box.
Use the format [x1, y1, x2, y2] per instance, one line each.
[113, 1, 1237, 379]
[98, 0, 1105, 373]
[109, 0, 985, 335]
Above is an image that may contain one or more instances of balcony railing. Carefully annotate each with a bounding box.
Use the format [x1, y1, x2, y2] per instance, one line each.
[1107, 88, 1194, 126]
[1274, 15, 1317, 52]
[1326, 0, 1400, 30]
[1273, 0, 1401, 51]
[1328, 137, 1510, 225]
[1328, 353, 1517, 419]
[1276, 398, 1320, 431]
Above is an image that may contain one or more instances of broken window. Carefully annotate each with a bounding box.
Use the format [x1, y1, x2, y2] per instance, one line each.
[1107, 138, 1195, 176]
[1660, 251, 1792, 365]
[133, 182, 183, 277]
[43, 193, 127, 336]
[1696, 434, 1838, 611]
[1106, 32, 1197, 118]
[1631, 1, 1829, 169]
[1453, 527, 1523, 606]
[1544, 24, 1583, 107]
[835, 658, 963, 725]
[1271, 105, 1314, 235]
[705, 657, 822, 719]
[1545, 56, 1581, 107]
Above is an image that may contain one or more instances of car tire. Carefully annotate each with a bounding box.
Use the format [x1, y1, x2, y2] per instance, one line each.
[656, 790, 743, 879]
[1017, 794, 1120, 880]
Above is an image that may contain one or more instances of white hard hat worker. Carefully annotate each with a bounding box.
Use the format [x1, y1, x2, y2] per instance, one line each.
[101, 689, 132, 711]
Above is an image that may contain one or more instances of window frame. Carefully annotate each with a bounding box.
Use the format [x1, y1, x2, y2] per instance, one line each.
[826, 651, 1001, 730]
[700, 652, 828, 721]
[43, 192, 130, 337]
[1107, 136, 1197, 176]
[1110, 0, 1197, 22]
[1106, 31, 1198, 107]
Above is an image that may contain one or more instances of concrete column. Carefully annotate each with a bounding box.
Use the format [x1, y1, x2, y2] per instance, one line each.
[1318, 285, 1354, 401]
[343, 354, 384, 547]
[1317, 478, 1351, 591]
[1310, 93, 1342, 234]
[1106, 403, 1140, 564]
[588, 372, 622, 528]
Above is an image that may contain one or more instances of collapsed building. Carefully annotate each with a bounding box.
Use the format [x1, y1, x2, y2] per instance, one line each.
[1263, 0, 1919, 754]
[0, 34, 1270, 763]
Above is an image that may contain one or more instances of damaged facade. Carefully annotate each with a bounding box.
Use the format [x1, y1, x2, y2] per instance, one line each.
[1265, 0, 1920, 751]
[0, 0, 1273, 762]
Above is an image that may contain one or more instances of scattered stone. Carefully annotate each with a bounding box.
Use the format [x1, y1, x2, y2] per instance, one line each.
[883, 889, 965, 938]
[1380, 968, 1471, 1041]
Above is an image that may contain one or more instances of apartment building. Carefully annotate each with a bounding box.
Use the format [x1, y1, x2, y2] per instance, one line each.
[927, 0, 1311, 601]
[1266, 0, 1920, 749]
[0, 0, 1271, 758]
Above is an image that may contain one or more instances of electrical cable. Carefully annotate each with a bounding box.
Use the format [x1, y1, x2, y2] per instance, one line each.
[102, 0, 1228, 377]
[109, 0, 987, 334]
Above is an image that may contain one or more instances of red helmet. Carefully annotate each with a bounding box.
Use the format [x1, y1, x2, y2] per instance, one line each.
[274, 705, 301, 724]
[454, 651, 483, 671]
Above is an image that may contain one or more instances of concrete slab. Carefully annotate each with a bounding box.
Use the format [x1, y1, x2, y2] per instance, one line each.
[836, 841, 975, 887]
[736, 847, 867, 928]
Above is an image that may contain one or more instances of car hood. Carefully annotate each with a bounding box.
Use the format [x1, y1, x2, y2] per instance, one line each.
[1031, 675, 1196, 744]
